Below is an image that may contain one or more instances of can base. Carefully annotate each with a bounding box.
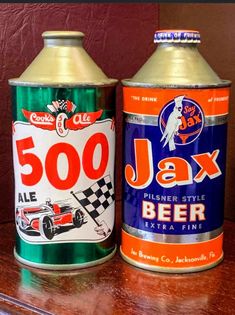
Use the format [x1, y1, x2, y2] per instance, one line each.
[14, 245, 117, 270]
[120, 246, 224, 273]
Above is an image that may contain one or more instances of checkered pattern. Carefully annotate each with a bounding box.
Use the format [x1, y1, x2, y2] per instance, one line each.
[48, 100, 76, 114]
[73, 175, 114, 219]
[124, 186, 138, 208]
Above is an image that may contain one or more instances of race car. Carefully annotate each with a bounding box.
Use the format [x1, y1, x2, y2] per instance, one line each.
[16, 198, 86, 240]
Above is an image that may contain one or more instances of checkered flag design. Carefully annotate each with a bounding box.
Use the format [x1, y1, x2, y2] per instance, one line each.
[57, 100, 67, 111]
[72, 175, 114, 220]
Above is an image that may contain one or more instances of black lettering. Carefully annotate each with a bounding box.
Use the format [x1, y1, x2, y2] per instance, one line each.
[29, 192, 37, 202]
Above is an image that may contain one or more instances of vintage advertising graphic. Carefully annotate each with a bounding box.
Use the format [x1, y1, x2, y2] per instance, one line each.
[122, 87, 229, 268]
[13, 98, 115, 245]
[159, 95, 204, 151]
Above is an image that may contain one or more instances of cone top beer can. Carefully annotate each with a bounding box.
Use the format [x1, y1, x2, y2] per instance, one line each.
[121, 29, 231, 273]
[9, 31, 117, 270]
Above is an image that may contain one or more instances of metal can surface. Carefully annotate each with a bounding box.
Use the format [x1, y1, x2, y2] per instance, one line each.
[10, 31, 117, 269]
[121, 30, 231, 273]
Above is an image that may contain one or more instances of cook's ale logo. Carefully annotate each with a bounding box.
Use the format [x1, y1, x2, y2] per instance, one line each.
[22, 100, 103, 137]
[159, 96, 204, 151]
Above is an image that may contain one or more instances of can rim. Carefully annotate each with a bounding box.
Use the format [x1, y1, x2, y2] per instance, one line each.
[121, 79, 231, 89]
[8, 78, 118, 88]
[42, 31, 85, 39]
[14, 246, 117, 270]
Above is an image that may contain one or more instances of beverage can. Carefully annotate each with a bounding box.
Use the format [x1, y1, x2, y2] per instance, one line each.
[121, 30, 231, 272]
[10, 31, 117, 269]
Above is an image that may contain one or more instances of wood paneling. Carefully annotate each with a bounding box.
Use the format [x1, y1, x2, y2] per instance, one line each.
[160, 4, 235, 220]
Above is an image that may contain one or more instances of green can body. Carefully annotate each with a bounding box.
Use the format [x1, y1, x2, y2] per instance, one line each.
[12, 85, 116, 269]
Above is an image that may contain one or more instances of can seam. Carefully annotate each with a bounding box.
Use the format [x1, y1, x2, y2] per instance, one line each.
[8, 80, 118, 88]
[122, 80, 231, 89]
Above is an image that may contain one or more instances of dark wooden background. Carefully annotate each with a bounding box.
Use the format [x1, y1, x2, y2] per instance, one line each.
[1, 3, 235, 225]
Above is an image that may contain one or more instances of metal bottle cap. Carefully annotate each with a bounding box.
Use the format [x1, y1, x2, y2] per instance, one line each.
[154, 30, 201, 44]
[9, 31, 117, 87]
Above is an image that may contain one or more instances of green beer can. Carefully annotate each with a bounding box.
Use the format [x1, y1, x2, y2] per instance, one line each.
[9, 31, 117, 269]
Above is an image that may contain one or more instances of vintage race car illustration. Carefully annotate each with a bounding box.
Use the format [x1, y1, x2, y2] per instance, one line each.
[16, 198, 87, 240]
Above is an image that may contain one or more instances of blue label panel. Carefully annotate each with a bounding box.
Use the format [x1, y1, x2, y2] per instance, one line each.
[123, 122, 227, 235]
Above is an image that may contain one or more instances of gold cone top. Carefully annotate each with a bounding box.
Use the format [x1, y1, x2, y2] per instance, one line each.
[9, 31, 117, 87]
[123, 30, 230, 87]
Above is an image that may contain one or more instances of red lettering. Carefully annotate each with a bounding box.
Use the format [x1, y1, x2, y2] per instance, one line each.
[15, 132, 109, 190]
[192, 150, 221, 182]
[45, 143, 81, 190]
[125, 139, 153, 188]
[16, 137, 43, 186]
[156, 157, 192, 188]
[83, 133, 109, 179]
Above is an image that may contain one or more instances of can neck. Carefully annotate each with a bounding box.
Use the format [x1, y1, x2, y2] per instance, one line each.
[128, 39, 222, 86]
[44, 37, 83, 47]
[9, 30, 117, 86]
[157, 42, 199, 49]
